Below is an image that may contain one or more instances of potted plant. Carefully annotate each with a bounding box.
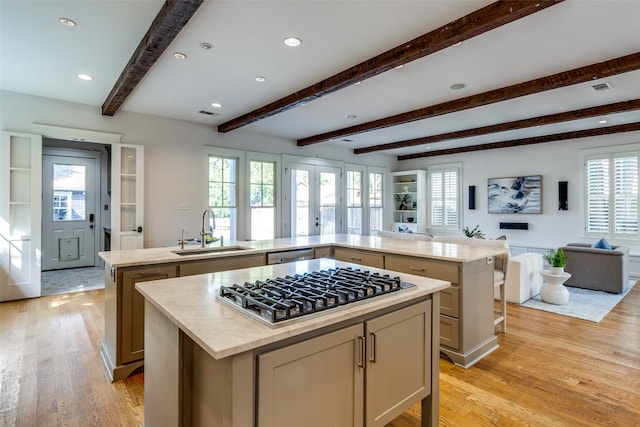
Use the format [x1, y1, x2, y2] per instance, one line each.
[395, 193, 411, 210]
[463, 225, 484, 239]
[543, 248, 568, 274]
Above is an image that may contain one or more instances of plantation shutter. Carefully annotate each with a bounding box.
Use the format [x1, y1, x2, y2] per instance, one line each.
[613, 154, 639, 236]
[428, 164, 461, 230]
[586, 153, 639, 238]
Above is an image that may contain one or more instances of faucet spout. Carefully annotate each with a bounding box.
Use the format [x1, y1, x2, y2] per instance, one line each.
[201, 209, 211, 248]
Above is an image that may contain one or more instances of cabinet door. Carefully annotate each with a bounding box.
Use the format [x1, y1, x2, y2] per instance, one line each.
[258, 324, 364, 427]
[121, 265, 177, 364]
[366, 300, 432, 427]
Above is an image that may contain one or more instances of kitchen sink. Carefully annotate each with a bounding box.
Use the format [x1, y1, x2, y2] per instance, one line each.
[172, 245, 252, 256]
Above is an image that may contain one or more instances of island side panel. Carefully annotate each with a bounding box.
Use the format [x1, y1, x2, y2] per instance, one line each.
[144, 300, 181, 427]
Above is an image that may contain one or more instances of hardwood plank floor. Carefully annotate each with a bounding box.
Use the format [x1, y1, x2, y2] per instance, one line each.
[1, 286, 638, 426]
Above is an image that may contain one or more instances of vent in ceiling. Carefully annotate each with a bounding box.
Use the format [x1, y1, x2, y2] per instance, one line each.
[592, 82, 612, 92]
[198, 110, 220, 116]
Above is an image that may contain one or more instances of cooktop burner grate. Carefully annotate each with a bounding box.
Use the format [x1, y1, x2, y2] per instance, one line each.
[218, 267, 407, 325]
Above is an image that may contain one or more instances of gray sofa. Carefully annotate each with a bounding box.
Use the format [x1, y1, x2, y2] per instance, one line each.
[561, 243, 630, 293]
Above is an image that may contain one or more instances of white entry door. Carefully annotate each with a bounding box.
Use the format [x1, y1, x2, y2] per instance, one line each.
[288, 164, 342, 237]
[42, 149, 99, 270]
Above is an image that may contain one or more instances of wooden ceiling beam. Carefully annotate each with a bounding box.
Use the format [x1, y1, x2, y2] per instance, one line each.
[298, 51, 640, 146]
[102, 0, 203, 116]
[397, 122, 640, 160]
[217, 0, 563, 133]
[354, 99, 640, 154]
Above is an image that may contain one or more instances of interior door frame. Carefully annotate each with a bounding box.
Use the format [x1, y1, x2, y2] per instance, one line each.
[41, 147, 101, 270]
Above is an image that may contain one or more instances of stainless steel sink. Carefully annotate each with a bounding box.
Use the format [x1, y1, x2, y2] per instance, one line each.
[171, 245, 252, 256]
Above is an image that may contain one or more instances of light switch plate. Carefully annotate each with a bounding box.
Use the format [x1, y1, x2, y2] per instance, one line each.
[178, 203, 191, 211]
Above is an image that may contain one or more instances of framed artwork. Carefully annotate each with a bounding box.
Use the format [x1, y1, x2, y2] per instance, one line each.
[488, 175, 542, 214]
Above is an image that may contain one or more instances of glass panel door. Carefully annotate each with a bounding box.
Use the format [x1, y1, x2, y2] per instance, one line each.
[290, 164, 341, 237]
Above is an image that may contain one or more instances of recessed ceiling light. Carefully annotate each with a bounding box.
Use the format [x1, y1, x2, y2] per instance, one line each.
[211, 102, 223, 108]
[59, 17, 76, 27]
[599, 120, 608, 124]
[173, 52, 187, 60]
[200, 42, 213, 50]
[395, 64, 404, 69]
[77, 74, 93, 81]
[283, 37, 302, 47]
[346, 115, 357, 120]
[449, 83, 466, 90]
[452, 41, 463, 47]
[255, 76, 267, 82]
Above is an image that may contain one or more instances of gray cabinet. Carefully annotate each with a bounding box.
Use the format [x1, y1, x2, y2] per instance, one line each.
[384, 254, 496, 368]
[258, 300, 432, 427]
[178, 253, 265, 276]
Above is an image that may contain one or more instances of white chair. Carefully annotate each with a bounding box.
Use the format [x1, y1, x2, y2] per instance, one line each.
[501, 253, 544, 304]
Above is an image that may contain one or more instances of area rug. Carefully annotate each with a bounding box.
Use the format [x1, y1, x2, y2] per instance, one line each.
[521, 280, 637, 322]
[41, 266, 105, 296]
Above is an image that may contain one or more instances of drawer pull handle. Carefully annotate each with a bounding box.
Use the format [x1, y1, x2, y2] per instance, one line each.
[357, 336, 366, 368]
[350, 257, 362, 262]
[138, 270, 163, 276]
[369, 332, 377, 363]
[409, 266, 425, 272]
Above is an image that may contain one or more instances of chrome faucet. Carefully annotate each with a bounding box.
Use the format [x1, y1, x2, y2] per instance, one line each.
[201, 209, 212, 247]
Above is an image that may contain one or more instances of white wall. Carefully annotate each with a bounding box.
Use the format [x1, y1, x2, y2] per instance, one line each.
[1, 90, 396, 247]
[396, 130, 640, 252]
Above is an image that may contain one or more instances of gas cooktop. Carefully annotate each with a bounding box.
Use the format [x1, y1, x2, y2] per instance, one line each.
[218, 267, 412, 327]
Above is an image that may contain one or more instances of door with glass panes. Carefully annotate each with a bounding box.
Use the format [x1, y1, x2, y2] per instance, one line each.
[289, 164, 341, 237]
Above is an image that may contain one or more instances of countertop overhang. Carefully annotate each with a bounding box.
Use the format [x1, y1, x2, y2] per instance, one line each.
[135, 258, 450, 360]
[100, 234, 506, 268]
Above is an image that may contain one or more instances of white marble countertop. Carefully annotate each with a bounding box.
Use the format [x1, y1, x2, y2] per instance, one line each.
[100, 234, 506, 268]
[135, 258, 450, 360]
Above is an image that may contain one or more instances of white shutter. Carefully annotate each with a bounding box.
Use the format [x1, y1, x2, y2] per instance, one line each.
[613, 154, 639, 237]
[586, 156, 610, 234]
[429, 172, 443, 227]
[428, 164, 461, 231]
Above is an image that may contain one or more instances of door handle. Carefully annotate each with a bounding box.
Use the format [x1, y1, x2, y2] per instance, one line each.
[137, 226, 143, 233]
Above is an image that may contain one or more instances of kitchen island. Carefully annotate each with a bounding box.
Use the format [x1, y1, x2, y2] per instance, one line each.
[136, 258, 449, 427]
[100, 234, 505, 380]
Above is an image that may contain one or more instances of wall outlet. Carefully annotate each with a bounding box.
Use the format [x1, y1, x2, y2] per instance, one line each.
[178, 203, 191, 211]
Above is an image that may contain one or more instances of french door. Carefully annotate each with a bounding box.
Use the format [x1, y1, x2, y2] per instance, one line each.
[288, 163, 342, 237]
[42, 149, 99, 270]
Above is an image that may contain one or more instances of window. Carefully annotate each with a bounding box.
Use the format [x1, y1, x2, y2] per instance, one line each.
[369, 171, 384, 234]
[249, 160, 276, 240]
[208, 154, 238, 241]
[585, 152, 639, 238]
[346, 170, 363, 234]
[428, 164, 461, 231]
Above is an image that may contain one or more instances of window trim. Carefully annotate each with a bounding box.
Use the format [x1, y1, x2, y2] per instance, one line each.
[246, 151, 281, 240]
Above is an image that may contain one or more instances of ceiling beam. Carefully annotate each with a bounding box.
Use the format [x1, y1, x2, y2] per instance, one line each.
[101, 0, 204, 116]
[397, 122, 640, 160]
[217, 0, 563, 133]
[354, 99, 640, 154]
[298, 51, 640, 146]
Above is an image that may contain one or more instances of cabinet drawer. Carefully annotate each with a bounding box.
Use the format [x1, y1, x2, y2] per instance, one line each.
[440, 315, 460, 350]
[439, 286, 460, 318]
[385, 254, 458, 283]
[334, 247, 384, 268]
[179, 253, 265, 276]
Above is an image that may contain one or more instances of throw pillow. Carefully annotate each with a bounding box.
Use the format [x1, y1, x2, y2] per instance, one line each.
[591, 237, 612, 250]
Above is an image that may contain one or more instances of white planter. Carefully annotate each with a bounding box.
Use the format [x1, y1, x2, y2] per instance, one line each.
[549, 266, 564, 275]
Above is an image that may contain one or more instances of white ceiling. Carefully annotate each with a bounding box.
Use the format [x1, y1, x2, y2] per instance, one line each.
[2, 0, 640, 158]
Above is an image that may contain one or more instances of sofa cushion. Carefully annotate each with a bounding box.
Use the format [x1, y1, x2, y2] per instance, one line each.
[591, 237, 612, 250]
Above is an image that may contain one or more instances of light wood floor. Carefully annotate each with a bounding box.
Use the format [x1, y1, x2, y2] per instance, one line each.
[1, 286, 638, 426]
